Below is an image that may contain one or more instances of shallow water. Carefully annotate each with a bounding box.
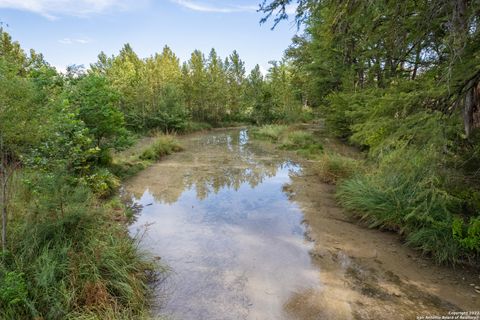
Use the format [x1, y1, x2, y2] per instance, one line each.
[125, 129, 321, 320]
[125, 128, 478, 320]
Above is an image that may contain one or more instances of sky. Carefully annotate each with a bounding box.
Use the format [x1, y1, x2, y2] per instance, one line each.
[0, 0, 299, 73]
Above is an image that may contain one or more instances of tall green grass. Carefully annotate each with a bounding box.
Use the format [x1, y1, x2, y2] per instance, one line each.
[250, 125, 288, 141]
[251, 125, 324, 158]
[336, 148, 472, 264]
[139, 135, 183, 161]
[313, 153, 362, 184]
[111, 135, 182, 179]
[0, 173, 159, 319]
[280, 130, 323, 156]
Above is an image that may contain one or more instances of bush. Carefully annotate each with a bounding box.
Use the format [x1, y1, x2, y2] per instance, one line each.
[84, 168, 121, 198]
[110, 134, 183, 179]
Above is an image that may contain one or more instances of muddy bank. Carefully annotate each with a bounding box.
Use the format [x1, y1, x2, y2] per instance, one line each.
[124, 128, 479, 320]
[284, 170, 479, 319]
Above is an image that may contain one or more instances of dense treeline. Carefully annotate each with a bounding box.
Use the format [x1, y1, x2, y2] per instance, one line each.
[261, 0, 480, 264]
[0, 27, 310, 318]
[88, 43, 308, 131]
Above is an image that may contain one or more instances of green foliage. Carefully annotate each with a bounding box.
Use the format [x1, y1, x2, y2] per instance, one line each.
[26, 101, 99, 174]
[251, 125, 323, 158]
[313, 153, 362, 184]
[0, 271, 28, 308]
[144, 84, 189, 132]
[280, 130, 323, 157]
[250, 125, 288, 141]
[183, 121, 213, 133]
[0, 30, 174, 319]
[281, 130, 319, 148]
[0, 58, 48, 158]
[258, 0, 480, 265]
[111, 135, 183, 179]
[83, 168, 121, 198]
[453, 217, 480, 253]
[68, 74, 128, 151]
[0, 173, 158, 319]
[139, 136, 183, 161]
[336, 148, 471, 264]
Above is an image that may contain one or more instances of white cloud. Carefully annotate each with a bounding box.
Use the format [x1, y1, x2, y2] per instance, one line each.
[58, 38, 72, 44]
[58, 37, 91, 45]
[75, 38, 90, 44]
[172, 0, 257, 13]
[0, 0, 138, 19]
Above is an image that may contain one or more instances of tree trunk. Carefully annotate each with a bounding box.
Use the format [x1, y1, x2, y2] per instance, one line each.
[411, 45, 421, 80]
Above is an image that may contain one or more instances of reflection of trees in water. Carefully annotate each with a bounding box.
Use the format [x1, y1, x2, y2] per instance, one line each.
[126, 129, 295, 204]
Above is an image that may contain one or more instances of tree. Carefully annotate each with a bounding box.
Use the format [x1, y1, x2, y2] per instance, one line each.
[205, 48, 229, 123]
[68, 74, 128, 153]
[245, 64, 267, 124]
[226, 50, 246, 120]
[184, 50, 209, 121]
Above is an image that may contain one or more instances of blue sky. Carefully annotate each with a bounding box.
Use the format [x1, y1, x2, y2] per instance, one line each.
[0, 0, 298, 73]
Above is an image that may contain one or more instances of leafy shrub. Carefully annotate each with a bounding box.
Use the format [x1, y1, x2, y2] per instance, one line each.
[453, 217, 480, 253]
[84, 168, 120, 198]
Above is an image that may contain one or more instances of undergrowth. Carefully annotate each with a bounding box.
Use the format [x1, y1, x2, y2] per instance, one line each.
[251, 125, 323, 158]
[111, 135, 182, 179]
[0, 173, 160, 319]
[313, 153, 362, 184]
[250, 124, 288, 141]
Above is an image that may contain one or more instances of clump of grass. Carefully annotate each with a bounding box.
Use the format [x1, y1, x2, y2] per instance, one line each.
[336, 148, 473, 264]
[111, 135, 182, 179]
[0, 173, 161, 319]
[251, 125, 324, 158]
[313, 153, 362, 184]
[139, 135, 183, 161]
[110, 161, 148, 180]
[280, 130, 323, 157]
[250, 125, 288, 141]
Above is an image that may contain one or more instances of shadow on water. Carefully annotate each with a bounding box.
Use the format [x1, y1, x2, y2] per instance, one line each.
[124, 129, 322, 320]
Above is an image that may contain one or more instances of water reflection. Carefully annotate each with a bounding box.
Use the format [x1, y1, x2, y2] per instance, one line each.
[126, 129, 321, 320]
[125, 129, 288, 203]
